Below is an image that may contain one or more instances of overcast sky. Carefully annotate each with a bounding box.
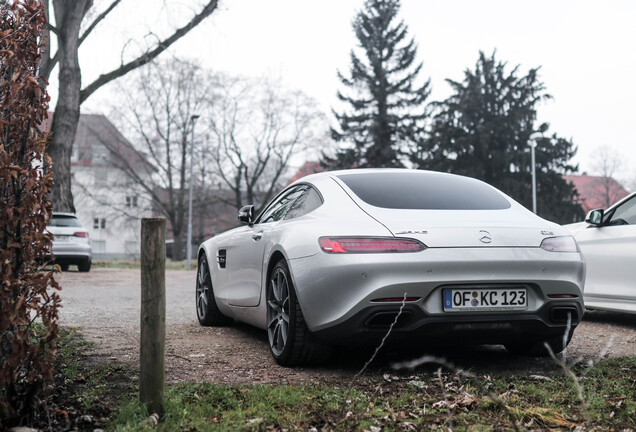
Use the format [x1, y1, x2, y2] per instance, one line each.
[66, 0, 635, 186]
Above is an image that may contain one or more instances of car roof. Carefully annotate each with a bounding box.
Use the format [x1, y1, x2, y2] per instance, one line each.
[295, 168, 483, 187]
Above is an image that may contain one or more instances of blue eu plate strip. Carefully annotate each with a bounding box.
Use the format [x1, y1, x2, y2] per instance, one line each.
[444, 290, 452, 309]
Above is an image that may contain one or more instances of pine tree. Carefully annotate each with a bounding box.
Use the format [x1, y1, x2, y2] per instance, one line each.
[324, 0, 430, 169]
[413, 51, 583, 223]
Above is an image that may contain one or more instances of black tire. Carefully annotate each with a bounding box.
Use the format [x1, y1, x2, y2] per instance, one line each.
[77, 258, 91, 272]
[505, 331, 573, 357]
[60, 263, 69, 272]
[196, 255, 232, 326]
[266, 260, 331, 366]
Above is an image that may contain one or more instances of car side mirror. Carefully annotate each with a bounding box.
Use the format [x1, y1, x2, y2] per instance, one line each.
[238, 205, 255, 225]
[585, 208, 604, 226]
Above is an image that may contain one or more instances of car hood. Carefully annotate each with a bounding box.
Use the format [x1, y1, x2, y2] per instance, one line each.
[359, 207, 563, 248]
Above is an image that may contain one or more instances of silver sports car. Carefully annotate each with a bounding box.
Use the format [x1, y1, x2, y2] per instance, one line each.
[196, 169, 585, 366]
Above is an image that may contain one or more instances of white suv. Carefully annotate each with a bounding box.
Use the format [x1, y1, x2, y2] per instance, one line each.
[47, 212, 92, 272]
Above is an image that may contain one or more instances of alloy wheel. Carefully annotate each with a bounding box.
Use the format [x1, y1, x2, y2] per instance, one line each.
[267, 266, 291, 357]
[196, 259, 209, 320]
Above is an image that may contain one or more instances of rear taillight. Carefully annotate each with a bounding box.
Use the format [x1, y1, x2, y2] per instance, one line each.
[73, 232, 89, 238]
[540, 236, 578, 252]
[319, 237, 426, 253]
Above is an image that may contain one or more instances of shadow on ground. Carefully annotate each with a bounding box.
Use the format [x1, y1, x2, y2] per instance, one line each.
[224, 321, 567, 379]
[583, 309, 636, 329]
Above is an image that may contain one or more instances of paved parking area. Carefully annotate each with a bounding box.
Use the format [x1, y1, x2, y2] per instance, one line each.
[56, 268, 636, 384]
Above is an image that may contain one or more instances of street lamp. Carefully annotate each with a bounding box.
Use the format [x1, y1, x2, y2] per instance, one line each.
[186, 114, 200, 270]
[529, 132, 542, 214]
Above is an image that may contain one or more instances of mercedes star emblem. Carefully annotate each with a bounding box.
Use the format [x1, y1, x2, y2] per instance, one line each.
[479, 230, 492, 244]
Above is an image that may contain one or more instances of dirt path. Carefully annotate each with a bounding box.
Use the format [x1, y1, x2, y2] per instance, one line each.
[57, 268, 636, 384]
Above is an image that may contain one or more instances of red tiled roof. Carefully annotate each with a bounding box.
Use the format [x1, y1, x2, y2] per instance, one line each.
[288, 161, 325, 184]
[564, 174, 629, 212]
[42, 112, 153, 171]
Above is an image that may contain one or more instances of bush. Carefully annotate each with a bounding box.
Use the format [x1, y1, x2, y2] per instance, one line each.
[0, 0, 60, 427]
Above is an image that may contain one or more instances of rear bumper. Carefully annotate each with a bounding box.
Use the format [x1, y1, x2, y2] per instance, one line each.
[313, 300, 584, 346]
[52, 254, 91, 265]
[288, 247, 585, 334]
[51, 242, 92, 261]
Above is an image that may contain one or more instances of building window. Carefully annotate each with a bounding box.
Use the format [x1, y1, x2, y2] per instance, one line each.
[71, 146, 79, 163]
[126, 195, 138, 207]
[92, 144, 109, 162]
[93, 218, 106, 229]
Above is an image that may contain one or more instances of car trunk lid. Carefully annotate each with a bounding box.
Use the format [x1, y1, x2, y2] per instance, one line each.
[358, 207, 550, 248]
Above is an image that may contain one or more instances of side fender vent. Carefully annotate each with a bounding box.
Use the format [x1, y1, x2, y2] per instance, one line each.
[217, 249, 227, 268]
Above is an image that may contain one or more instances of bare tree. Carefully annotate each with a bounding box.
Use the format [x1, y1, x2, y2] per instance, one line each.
[41, 0, 219, 212]
[591, 145, 627, 207]
[208, 75, 327, 212]
[106, 58, 212, 260]
[106, 61, 326, 257]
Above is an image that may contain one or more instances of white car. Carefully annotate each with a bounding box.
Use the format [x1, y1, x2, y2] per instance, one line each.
[46, 212, 92, 272]
[197, 169, 585, 366]
[565, 192, 636, 313]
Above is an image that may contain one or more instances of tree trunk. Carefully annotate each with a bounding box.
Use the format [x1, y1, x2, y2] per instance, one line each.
[172, 230, 184, 261]
[48, 0, 92, 212]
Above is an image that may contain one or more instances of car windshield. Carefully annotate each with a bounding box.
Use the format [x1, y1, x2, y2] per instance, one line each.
[49, 215, 83, 227]
[336, 171, 511, 210]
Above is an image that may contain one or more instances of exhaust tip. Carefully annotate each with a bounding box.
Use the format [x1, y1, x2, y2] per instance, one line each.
[550, 306, 578, 324]
[365, 311, 412, 329]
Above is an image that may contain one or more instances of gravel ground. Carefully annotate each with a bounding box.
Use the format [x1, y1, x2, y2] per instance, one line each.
[57, 268, 636, 384]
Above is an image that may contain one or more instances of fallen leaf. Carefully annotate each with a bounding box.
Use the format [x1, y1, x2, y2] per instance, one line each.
[529, 374, 553, 382]
[407, 380, 427, 389]
[457, 392, 477, 408]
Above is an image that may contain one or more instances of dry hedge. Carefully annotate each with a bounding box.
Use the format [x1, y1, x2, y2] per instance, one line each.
[0, 0, 60, 426]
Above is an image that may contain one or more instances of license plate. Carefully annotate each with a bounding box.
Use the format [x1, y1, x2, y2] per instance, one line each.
[443, 288, 527, 312]
[55, 235, 70, 241]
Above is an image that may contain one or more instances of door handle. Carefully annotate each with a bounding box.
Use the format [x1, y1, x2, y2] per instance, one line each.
[252, 232, 263, 241]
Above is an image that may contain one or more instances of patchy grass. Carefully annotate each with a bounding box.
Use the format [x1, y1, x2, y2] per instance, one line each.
[110, 358, 636, 432]
[28, 326, 136, 431]
[93, 259, 193, 270]
[21, 326, 636, 431]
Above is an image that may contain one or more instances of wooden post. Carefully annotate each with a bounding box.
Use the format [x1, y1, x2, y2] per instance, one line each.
[140, 218, 166, 416]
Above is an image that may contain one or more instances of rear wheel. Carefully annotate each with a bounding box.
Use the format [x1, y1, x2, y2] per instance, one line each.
[77, 258, 91, 272]
[505, 332, 573, 356]
[196, 255, 232, 326]
[266, 260, 331, 366]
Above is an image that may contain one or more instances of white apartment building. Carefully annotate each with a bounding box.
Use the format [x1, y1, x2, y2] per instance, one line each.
[48, 113, 154, 259]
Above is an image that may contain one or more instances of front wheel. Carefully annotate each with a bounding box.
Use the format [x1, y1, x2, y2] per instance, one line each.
[196, 255, 232, 326]
[266, 260, 331, 366]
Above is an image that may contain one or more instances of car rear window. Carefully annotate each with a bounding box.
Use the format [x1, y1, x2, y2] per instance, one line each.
[336, 171, 511, 210]
[49, 215, 83, 227]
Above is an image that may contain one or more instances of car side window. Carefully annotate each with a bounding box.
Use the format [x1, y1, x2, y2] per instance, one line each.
[607, 195, 636, 226]
[257, 186, 308, 224]
[285, 186, 323, 220]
